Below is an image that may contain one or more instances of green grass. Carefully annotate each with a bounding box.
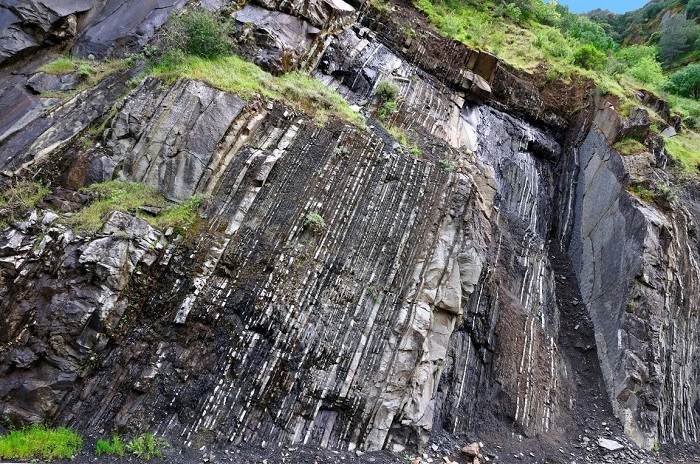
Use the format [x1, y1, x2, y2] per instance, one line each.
[67, 180, 206, 235]
[39, 57, 75, 75]
[665, 132, 700, 172]
[613, 137, 648, 155]
[0, 180, 50, 227]
[666, 94, 700, 127]
[0, 425, 83, 460]
[384, 125, 423, 156]
[37, 58, 129, 100]
[150, 55, 365, 127]
[95, 435, 125, 457]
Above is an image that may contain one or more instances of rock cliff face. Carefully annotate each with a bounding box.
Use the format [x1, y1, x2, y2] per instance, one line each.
[557, 101, 700, 449]
[0, 0, 699, 459]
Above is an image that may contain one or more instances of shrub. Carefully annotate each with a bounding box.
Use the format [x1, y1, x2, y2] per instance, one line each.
[629, 56, 664, 85]
[164, 10, 232, 59]
[497, 2, 522, 22]
[439, 159, 456, 172]
[0, 425, 82, 460]
[533, 28, 571, 59]
[573, 45, 607, 70]
[304, 212, 326, 232]
[375, 80, 399, 103]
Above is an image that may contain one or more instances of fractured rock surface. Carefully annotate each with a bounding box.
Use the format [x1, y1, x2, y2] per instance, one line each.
[0, 0, 699, 461]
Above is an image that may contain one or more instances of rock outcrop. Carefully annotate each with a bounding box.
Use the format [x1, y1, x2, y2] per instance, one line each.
[0, 0, 699, 460]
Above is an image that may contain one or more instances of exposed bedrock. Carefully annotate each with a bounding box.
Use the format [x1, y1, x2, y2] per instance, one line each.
[0, 74, 503, 452]
[559, 100, 700, 449]
[1, 0, 700, 456]
[0, 0, 90, 66]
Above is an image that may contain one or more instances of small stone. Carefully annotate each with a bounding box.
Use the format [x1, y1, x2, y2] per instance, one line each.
[431, 444, 438, 451]
[461, 443, 480, 457]
[138, 205, 162, 216]
[597, 438, 624, 451]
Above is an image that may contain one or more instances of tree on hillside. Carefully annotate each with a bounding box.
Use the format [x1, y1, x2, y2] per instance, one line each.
[666, 64, 700, 99]
[688, 0, 700, 19]
[659, 13, 697, 64]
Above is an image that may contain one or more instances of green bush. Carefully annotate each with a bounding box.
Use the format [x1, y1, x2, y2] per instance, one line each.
[497, 2, 522, 22]
[573, 44, 607, 70]
[0, 425, 82, 460]
[304, 212, 326, 232]
[533, 28, 572, 59]
[629, 56, 664, 84]
[375, 80, 399, 103]
[164, 10, 232, 59]
[439, 159, 456, 172]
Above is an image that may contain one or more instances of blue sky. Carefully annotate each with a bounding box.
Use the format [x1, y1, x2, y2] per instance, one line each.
[555, 0, 649, 14]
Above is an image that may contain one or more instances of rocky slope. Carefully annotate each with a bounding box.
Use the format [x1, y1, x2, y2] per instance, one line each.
[0, 0, 699, 462]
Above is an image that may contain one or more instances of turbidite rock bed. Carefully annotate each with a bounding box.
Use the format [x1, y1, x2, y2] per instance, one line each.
[0, 0, 699, 463]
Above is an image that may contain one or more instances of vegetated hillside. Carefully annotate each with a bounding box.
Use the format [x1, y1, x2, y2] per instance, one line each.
[410, 0, 700, 170]
[588, 0, 700, 64]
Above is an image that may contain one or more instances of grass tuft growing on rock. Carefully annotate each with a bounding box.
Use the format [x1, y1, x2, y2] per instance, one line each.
[613, 137, 647, 155]
[304, 212, 326, 232]
[37, 57, 129, 100]
[95, 435, 125, 457]
[0, 180, 50, 227]
[0, 425, 82, 460]
[39, 57, 75, 75]
[151, 55, 365, 127]
[68, 181, 206, 235]
[125, 433, 168, 460]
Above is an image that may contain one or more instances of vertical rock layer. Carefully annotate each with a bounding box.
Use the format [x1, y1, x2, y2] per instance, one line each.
[0, 0, 699, 456]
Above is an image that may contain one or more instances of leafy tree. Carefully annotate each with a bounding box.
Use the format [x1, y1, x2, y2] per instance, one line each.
[659, 13, 697, 64]
[665, 64, 700, 99]
[688, 0, 700, 19]
[561, 12, 615, 52]
[573, 44, 607, 70]
[629, 56, 665, 84]
[610, 45, 664, 84]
